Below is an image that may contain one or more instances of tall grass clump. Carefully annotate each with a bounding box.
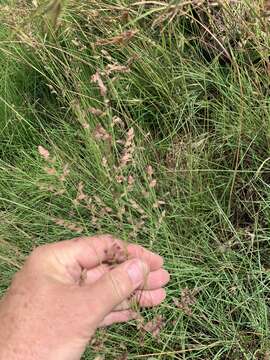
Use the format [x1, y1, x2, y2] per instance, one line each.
[1, 0, 270, 358]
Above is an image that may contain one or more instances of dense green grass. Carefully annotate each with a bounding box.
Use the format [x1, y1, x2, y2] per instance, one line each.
[2, 0, 270, 358]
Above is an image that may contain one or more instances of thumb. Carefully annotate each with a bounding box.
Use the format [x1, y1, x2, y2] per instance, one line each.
[89, 258, 149, 322]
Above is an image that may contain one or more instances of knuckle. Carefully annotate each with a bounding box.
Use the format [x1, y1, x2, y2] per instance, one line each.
[27, 244, 50, 264]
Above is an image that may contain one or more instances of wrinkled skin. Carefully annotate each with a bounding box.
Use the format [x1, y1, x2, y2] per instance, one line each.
[0, 235, 169, 360]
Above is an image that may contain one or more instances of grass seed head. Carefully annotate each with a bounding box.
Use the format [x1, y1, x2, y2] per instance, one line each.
[91, 71, 107, 97]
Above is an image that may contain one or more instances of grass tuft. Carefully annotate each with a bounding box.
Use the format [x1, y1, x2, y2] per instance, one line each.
[1, 0, 270, 358]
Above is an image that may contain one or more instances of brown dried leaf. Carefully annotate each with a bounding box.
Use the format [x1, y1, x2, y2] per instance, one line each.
[91, 71, 107, 97]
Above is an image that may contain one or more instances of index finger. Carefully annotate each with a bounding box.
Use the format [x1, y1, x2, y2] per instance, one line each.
[127, 244, 163, 271]
[45, 234, 163, 271]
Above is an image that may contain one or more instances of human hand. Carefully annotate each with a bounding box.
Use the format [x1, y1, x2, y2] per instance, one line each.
[0, 235, 169, 360]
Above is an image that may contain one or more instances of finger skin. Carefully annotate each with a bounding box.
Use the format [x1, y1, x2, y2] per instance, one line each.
[34, 235, 164, 282]
[86, 258, 149, 323]
[0, 237, 168, 360]
[127, 244, 163, 271]
[86, 266, 170, 290]
[99, 310, 139, 327]
[85, 264, 110, 284]
[135, 288, 166, 307]
[139, 268, 170, 290]
[113, 288, 166, 310]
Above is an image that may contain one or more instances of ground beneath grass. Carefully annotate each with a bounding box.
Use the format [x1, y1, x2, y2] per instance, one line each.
[1, 1, 270, 358]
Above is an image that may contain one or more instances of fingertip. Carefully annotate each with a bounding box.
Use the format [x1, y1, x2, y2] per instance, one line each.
[159, 288, 167, 302]
[155, 254, 164, 268]
[127, 244, 164, 271]
[136, 288, 167, 307]
[155, 288, 166, 304]
[162, 269, 170, 285]
[141, 268, 170, 290]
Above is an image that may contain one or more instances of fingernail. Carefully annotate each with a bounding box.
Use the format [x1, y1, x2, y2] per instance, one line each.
[127, 259, 148, 288]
